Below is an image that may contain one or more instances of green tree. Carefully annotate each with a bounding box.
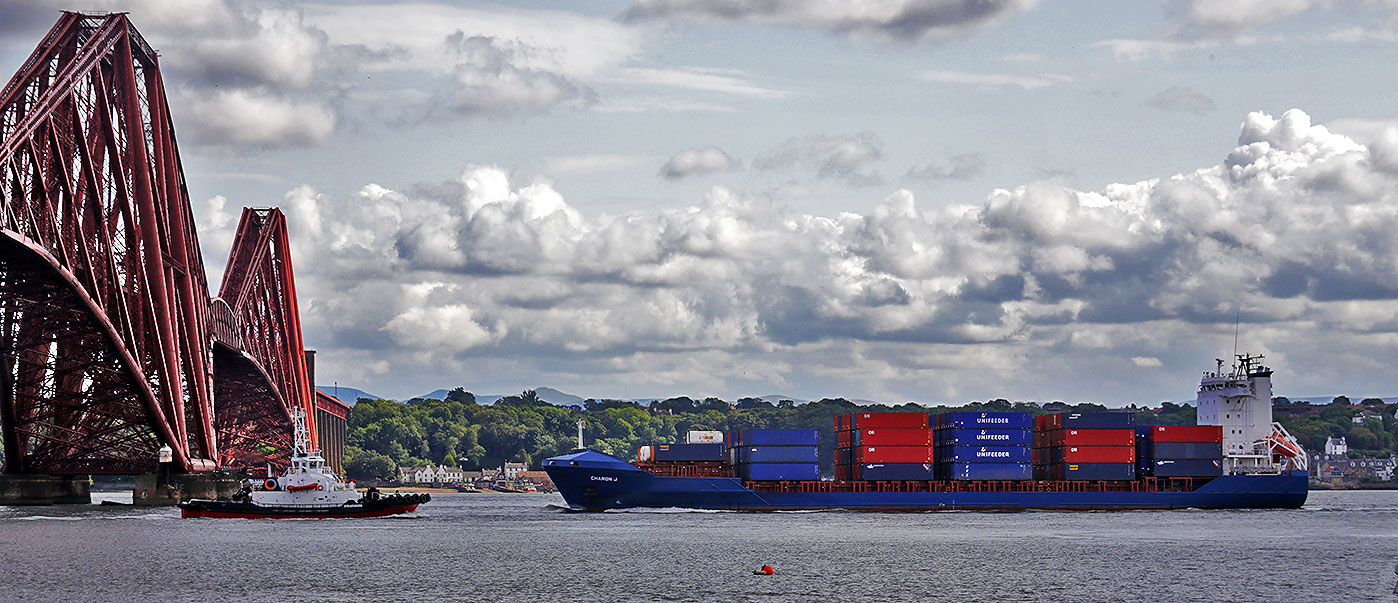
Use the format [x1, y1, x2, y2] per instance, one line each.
[1348, 425, 1380, 450]
[446, 387, 476, 404]
[736, 397, 773, 409]
[344, 447, 397, 481]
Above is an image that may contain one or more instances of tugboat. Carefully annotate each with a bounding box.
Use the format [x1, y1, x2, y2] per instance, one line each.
[180, 406, 428, 518]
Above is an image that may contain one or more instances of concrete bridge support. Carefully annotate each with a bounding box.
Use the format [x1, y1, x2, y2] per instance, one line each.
[132, 472, 244, 506]
[0, 474, 91, 505]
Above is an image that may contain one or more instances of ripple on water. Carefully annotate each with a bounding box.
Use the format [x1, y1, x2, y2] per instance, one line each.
[0, 490, 1394, 602]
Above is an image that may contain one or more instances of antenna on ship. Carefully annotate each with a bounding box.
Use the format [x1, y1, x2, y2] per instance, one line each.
[1232, 305, 1241, 370]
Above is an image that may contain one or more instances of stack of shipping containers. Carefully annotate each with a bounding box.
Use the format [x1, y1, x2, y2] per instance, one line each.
[934, 412, 1034, 480]
[639, 431, 726, 462]
[1136, 425, 1224, 478]
[1034, 412, 1137, 480]
[834, 413, 935, 481]
[649, 442, 726, 462]
[729, 429, 820, 481]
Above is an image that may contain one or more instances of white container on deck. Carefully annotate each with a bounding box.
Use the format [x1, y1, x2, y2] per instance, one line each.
[637, 446, 653, 462]
[686, 431, 723, 444]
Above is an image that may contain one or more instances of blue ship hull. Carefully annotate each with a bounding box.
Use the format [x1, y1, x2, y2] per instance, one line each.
[544, 449, 1308, 511]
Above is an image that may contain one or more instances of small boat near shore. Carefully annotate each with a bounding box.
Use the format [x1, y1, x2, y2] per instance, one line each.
[180, 406, 428, 519]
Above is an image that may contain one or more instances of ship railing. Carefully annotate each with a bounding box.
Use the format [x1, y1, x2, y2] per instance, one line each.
[742, 477, 1212, 494]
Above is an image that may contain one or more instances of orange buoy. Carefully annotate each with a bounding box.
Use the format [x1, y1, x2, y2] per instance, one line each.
[753, 565, 774, 575]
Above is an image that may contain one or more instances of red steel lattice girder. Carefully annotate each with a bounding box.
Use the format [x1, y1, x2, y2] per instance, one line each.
[216, 207, 316, 460]
[1, 13, 323, 476]
[0, 13, 217, 474]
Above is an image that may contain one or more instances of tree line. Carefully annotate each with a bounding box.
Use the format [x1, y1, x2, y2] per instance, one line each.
[1272, 396, 1398, 454]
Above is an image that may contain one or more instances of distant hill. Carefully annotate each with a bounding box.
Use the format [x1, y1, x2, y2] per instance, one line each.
[1283, 396, 1394, 404]
[534, 387, 584, 405]
[758, 395, 888, 406]
[319, 386, 980, 408]
[403, 386, 586, 406]
[315, 386, 383, 406]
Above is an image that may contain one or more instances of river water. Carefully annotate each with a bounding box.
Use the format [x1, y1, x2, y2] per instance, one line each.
[0, 490, 1395, 602]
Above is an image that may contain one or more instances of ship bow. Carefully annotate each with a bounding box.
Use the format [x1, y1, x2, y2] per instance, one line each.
[544, 449, 652, 510]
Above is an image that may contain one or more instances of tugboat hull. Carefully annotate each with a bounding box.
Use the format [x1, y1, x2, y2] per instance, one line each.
[180, 493, 429, 519]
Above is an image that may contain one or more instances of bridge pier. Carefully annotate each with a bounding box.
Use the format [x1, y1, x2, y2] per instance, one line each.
[0, 474, 92, 505]
[132, 473, 244, 506]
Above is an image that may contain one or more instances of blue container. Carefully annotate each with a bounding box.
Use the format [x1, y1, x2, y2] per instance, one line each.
[1150, 442, 1223, 460]
[737, 463, 820, 481]
[1056, 412, 1135, 429]
[734, 446, 819, 464]
[857, 463, 936, 481]
[651, 443, 725, 462]
[1052, 462, 1136, 480]
[935, 428, 1032, 447]
[1152, 459, 1223, 477]
[939, 462, 1033, 481]
[735, 429, 820, 447]
[938, 445, 1032, 464]
[936, 412, 1032, 430]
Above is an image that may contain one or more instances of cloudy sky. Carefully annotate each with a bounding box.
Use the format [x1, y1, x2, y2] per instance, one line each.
[5, 0, 1398, 405]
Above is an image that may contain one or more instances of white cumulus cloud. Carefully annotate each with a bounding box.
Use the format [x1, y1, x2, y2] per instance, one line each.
[623, 0, 1038, 43]
[197, 108, 1398, 403]
[662, 147, 738, 179]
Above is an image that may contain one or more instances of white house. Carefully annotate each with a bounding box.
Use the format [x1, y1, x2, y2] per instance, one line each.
[1324, 436, 1348, 456]
[502, 462, 526, 480]
[1353, 409, 1383, 424]
[402, 464, 467, 484]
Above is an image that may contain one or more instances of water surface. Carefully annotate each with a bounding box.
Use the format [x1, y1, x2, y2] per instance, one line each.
[1, 490, 1394, 602]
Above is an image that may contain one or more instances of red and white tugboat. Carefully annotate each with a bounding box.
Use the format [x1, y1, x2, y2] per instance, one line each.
[180, 406, 428, 519]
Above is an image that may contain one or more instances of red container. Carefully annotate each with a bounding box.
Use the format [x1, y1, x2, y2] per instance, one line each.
[1050, 428, 1134, 447]
[857, 428, 935, 446]
[1055, 445, 1135, 464]
[853, 445, 935, 463]
[1150, 425, 1223, 443]
[835, 415, 847, 431]
[849, 412, 929, 429]
[1034, 414, 1050, 431]
[838, 430, 934, 447]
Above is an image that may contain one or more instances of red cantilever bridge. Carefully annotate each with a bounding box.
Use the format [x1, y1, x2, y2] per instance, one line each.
[0, 13, 346, 487]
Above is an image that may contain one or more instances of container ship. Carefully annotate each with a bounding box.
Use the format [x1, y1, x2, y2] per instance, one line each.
[544, 354, 1309, 511]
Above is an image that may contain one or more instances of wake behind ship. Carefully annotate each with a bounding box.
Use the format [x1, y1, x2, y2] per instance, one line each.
[544, 354, 1308, 511]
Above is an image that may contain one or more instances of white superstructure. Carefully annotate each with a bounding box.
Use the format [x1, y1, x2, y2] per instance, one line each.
[246, 406, 359, 507]
[1196, 354, 1307, 474]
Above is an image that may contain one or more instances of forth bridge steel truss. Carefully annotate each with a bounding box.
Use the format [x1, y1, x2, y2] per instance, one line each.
[213, 208, 315, 469]
[0, 13, 312, 475]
